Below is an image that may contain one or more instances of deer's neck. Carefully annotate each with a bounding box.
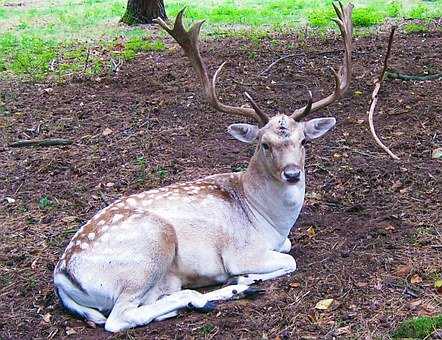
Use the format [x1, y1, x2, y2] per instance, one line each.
[241, 157, 305, 242]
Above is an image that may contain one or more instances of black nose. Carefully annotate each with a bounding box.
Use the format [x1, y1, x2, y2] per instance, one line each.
[283, 167, 301, 183]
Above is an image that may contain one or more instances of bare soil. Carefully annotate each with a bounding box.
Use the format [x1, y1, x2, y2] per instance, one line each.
[0, 28, 441, 339]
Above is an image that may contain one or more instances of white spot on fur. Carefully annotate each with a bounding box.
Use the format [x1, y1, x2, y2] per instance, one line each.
[102, 225, 109, 232]
[97, 220, 105, 226]
[112, 214, 124, 224]
[87, 233, 96, 241]
[80, 243, 89, 250]
[143, 199, 153, 206]
[150, 189, 159, 194]
[75, 240, 81, 246]
[117, 202, 125, 208]
[127, 197, 137, 206]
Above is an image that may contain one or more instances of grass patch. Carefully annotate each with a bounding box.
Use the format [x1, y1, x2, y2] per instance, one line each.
[1, 0, 442, 79]
[393, 315, 442, 338]
[404, 22, 429, 33]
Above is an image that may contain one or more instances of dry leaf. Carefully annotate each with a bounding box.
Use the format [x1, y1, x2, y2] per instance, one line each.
[289, 282, 300, 288]
[307, 227, 316, 238]
[102, 127, 113, 136]
[42, 313, 51, 323]
[31, 259, 38, 270]
[335, 325, 351, 335]
[434, 279, 442, 294]
[315, 298, 334, 310]
[410, 274, 423, 284]
[432, 148, 442, 159]
[66, 327, 77, 336]
[394, 264, 412, 277]
[409, 299, 422, 310]
[354, 90, 363, 96]
[62, 216, 77, 223]
[384, 224, 395, 232]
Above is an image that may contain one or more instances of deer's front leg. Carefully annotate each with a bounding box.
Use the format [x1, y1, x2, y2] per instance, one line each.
[225, 250, 297, 286]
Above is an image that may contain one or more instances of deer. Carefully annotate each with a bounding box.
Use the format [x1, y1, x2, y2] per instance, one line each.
[53, 2, 353, 333]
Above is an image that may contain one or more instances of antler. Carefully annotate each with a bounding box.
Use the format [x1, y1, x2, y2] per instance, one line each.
[153, 10, 269, 126]
[291, 1, 353, 120]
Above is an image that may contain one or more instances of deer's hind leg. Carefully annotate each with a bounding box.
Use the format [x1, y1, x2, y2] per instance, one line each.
[105, 286, 213, 332]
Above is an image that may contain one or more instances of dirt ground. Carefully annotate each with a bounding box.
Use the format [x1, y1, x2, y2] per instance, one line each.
[0, 26, 441, 339]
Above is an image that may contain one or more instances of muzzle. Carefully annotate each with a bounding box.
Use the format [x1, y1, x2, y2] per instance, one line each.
[281, 165, 301, 184]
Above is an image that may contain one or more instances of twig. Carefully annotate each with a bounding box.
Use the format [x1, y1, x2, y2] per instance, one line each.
[8, 138, 73, 148]
[83, 48, 91, 75]
[385, 69, 442, 81]
[258, 49, 343, 76]
[368, 27, 400, 160]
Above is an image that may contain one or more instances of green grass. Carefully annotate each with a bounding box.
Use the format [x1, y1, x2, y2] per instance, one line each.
[404, 22, 429, 33]
[393, 315, 442, 339]
[0, 0, 441, 80]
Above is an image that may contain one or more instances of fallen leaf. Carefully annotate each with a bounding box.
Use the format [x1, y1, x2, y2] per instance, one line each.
[102, 127, 113, 136]
[410, 274, 423, 284]
[384, 224, 395, 232]
[394, 264, 412, 277]
[354, 90, 363, 96]
[66, 327, 77, 336]
[399, 187, 409, 194]
[315, 298, 334, 310]
[62, 216, 77, 223]
[42, 313, 51, 323]
[307, 226, 316, 238]
[335, 325, 351, 335]
[5, 197, 15, 204]
[31, 259, 38, 270]
[432, 148, 442, 159]
[409, 299, 422, 310]
[391, 180, 402, 191]
[289, 282, 300, 288]
[355, 282, 368, 288]
[435, 279, 442, 294]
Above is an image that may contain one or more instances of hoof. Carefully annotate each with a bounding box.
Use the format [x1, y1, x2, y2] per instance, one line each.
[224, 277, 239, 285]
[243, 286, 266, 299]
[188, 301, 216, 313]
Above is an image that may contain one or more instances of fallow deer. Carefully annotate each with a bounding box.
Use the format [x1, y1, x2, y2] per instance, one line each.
[54, 2, 353, 332]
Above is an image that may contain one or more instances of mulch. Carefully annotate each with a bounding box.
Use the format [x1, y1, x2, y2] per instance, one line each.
[0, 27, 441, 339]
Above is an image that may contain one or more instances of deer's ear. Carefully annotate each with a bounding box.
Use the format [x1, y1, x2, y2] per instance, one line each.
[228, 124, 259, 143]
[303, 118, 336, 140]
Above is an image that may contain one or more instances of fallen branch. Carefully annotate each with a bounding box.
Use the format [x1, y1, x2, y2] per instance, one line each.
[385, 69, 442, 81]
[368, 27, 400, 160]
[9, 138, 73, 148]
[258, 49, 343, 76]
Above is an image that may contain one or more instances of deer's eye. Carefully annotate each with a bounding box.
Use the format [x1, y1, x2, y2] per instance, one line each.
[301, 139, 307, 146]
[262, 143, 270, 150]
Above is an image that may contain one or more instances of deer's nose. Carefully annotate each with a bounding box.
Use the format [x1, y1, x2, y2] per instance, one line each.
[282, 166, 301, 183]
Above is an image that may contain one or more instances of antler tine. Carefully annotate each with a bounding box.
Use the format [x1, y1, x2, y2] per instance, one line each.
[244, 92, 270, 125]
[154, 9, 267, 126]
[291, 1, 353, 120]
[293, 91, 313, 121]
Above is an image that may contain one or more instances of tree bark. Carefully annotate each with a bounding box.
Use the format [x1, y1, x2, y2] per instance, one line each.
[121, 0, 167, 25]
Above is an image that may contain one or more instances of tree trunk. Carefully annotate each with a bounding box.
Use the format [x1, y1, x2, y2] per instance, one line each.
[121, 0, 167, 25]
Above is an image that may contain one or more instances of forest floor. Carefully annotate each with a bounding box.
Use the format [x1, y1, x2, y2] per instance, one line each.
[0, 28, 441, 339]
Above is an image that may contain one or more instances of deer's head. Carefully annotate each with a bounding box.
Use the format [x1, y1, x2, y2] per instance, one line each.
[228, 115, 336, 184]
[154, 3, 352, 185]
